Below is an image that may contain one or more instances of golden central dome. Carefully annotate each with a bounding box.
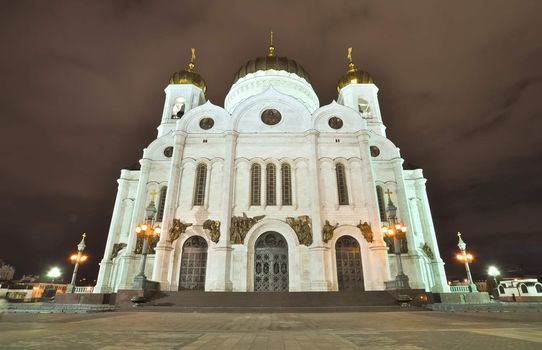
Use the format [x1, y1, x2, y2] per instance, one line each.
[169, 48, 207, 93]
[337, 47, 373, 92]
[232, 32, 311, 85]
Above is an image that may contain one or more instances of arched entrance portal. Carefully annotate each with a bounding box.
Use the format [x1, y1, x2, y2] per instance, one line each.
[179, 236, 208, 290]
[254, 232, 288, 292]
[335, 235, 364, 291]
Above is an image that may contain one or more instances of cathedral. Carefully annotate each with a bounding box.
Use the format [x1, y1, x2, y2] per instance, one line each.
[94, 38, 449, 294]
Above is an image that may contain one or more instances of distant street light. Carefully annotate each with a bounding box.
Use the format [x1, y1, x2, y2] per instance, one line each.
[456, 232, 477, 292]
[68, 233, 88, 293]
[46, 267, 62, 283]
[488, 266, 501, 297]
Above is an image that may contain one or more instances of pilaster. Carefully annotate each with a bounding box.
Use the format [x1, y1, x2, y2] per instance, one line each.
[94, 175, 129, 293]
[152, 131, 187, 289]
[207, 131, 238, 291]
[357, 131, 390, 288]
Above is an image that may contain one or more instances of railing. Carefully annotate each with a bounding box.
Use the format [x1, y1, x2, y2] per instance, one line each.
[73, 286, 94, 293]
[450, 285, 470, 293]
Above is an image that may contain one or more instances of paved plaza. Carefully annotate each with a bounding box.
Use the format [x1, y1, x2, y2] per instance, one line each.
[1, 310, 541, 349]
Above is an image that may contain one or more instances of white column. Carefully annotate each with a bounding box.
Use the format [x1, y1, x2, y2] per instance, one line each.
[207, 131, 238, 291]
[416, 178, 449, 292]
[94, 174, 129, 293]
[117, 158, 152, 289]
[305, 130, 331, 290]
[357, 132, 390, 289]
[152, 131, 187, 289]
[391, 158, 425, 288]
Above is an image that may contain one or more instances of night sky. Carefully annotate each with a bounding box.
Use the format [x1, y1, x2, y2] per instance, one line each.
[1, 1, 541, 284]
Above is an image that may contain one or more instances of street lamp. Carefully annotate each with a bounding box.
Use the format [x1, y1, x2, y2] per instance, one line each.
[456, 232, 477, 292]
[488, 265, 500, 297]
[46, 267, 62, 283]
[132, 198, 161, 289]
[68, 233, 88, 293]
[382, 190, 410, 290]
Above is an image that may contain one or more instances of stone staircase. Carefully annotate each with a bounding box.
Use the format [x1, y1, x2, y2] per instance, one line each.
[119, 290, 429, 312]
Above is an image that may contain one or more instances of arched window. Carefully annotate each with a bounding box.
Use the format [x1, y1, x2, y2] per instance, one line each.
[335, 163, 349, 205]
[358, 97, 371, 114]
[156, 186, 167, 221]
[250, 164, 261, 206]
[376, 186, 387, 221]
[281, 164, 292, 206]
[498, 285, 505, 294]
[520, 284, 528, 294]
[266, 164, 276, 206]
[193, 164, 207, 206]
[536, 284, 542, 293]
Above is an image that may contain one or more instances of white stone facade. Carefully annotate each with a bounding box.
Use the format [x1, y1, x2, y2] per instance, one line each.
[94, 67, 449, 294]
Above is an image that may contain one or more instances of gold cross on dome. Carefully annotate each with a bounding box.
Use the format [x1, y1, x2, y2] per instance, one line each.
[457, 232, 462, 239]
[82, 232, 86, 239]
[347, 47, 353, 63]
[190, 48, 196, 63]
[385, 189, 393, 201]
[150, 190, 158, 202]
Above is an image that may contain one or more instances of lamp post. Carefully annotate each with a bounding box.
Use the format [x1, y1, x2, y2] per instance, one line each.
[456, 232, 477, 292]
[382, 191, 410, 290]
[132, 199, 161, 289]
[488, 265, 500, 297]
[68, 233, 88, 293]
[46, 267, 62, 283]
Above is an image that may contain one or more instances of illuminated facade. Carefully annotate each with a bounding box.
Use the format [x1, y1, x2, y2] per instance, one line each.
[94, 41, 449, 294]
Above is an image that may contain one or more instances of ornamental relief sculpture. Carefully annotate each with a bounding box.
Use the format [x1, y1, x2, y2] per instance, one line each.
[322, 220, 339, 243]
[421, 242, 435, 260]
[356, 221, 373, 243]
[135, 235, 159, 254]
[110, 243, 126, 259]
[203, 219, 221, 243]
[286, 215, 312, 246]
[230, 213, 265, 244]
[168, 218, 193, 244]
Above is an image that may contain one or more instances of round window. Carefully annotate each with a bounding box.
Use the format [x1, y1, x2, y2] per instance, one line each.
[328, 116, 343, 129]
[163, 146, 173, 158]
[370, 146, 380, 157]
[199, 117, 214, 130]
[261, 109, 282, 125]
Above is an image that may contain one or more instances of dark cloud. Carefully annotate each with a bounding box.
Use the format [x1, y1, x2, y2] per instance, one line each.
[1, 0, 541, 282]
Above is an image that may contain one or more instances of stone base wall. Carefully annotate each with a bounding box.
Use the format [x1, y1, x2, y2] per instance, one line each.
[437, 292, 490, 304]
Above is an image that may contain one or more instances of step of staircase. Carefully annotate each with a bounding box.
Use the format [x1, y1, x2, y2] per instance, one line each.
[148, 291, 398, 308]
[113, 290, 433, 312]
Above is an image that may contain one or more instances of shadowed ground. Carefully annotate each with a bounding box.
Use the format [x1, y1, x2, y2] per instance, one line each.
[0, 311, 541, 349]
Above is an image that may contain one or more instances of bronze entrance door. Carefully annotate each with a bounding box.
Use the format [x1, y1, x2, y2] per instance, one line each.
[254, 232, 288, 292]
[335, 235, 364, 291]
[179, 236, 208, 290]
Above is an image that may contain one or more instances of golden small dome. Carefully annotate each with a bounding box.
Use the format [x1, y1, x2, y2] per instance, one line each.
[232, 31, 312, 85]
[337, 47, 373, 92]
[169, 48, 207, 93]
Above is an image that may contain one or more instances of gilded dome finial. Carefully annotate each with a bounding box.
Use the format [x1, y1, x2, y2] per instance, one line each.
[347, 47, 356, 72]
[268, 31, 275, 57]
[187, 48, 196, 72]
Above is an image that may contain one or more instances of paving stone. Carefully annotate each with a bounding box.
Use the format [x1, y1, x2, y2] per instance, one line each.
[0, 311, 541, 349]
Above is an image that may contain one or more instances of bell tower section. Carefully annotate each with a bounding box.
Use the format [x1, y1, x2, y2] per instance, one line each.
[157, 48, 207, 137]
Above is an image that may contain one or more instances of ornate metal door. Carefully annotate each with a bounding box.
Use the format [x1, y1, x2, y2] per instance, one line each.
[179, 236, 208, 290]
[335, 235, 364, 291]
[254, 232, 288, 292]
